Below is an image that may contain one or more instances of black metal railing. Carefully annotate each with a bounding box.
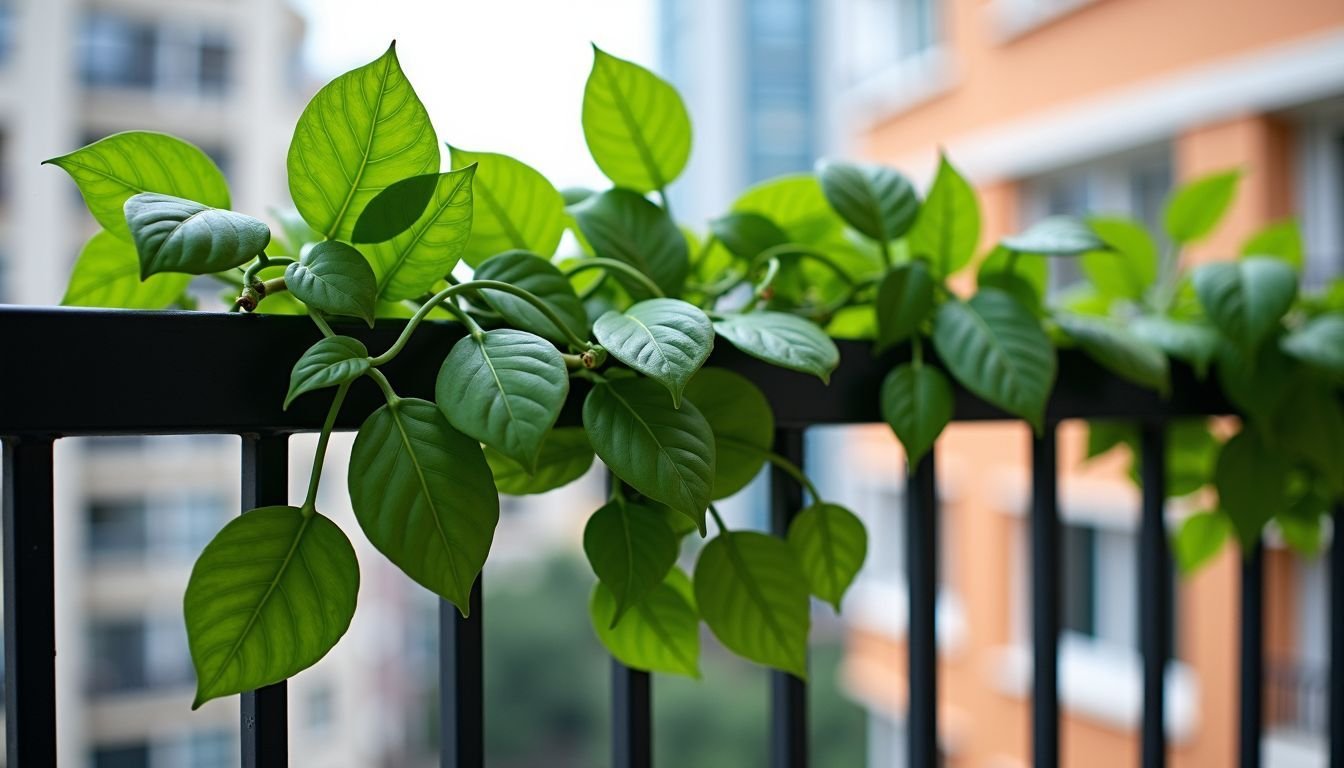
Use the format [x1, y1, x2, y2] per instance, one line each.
[0, 306, 1341, 768]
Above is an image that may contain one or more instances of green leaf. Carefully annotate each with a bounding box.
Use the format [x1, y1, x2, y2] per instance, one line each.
[472, 250, 589, 344]
[1279, 507, 1323, 557]
[485, 427, 595, 496]
[1271, 380, 1344, 498]
[285, 336, 370, 409]
[125, 193, 270, 278]
[572, 188, 688, 297]
[45, 131, 230, 240]
[875, 260, 936, 351]
[594, 299, 713, 406]
[590, 568, 700, 677]
[583, 378, 715, 530]
[1055, 313, 1170, 393]
[1215, 428, 1288, 551]
[350, 173, 439, 244]
[363, 166, 475, 302]
[880, 362, 953, 468]
[349, 399, 499, 613]
[683, 368, 775, 500]
[584, 500, 678, 626]
[978, 246, 1047, 314]
[1164, 170, 1240, 245]
[450, 146, 567, 265]
[1216, 342, 1294, 426]
[1280, 314, 1344, 374]
[733, 173, 842, 245]
[287, 43, 439, 241]
[712, 312, 839, 382]
[787, 503, 867, 610]
[816, 160, 919, 244]
[284, 241, 377, 326]
[906, 155, 980, 276]
[1082, 218, 1158, 300]
[185, 506, 358, 708]
[694, 530, 809, 678]
[436, 329, 569, 470]
[62, 230, 190, 309]
[1193, 257, 1297, 350]
[1174, 510, 1230, 574]
[1241, 219, 1303, 268]
[582, 46, 691, 192]
[710, 212, 790, 260]
[932, 289, 1056, 429]
[1129, 315, 1220, 378]
[271, 207, 322, 258]
[1002, 216, 1103, 256]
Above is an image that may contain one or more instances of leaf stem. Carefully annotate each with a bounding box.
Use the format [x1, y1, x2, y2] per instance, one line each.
[708, 503, 729, 535]
[753, 243, 855, 287]
[243, 255, 294, 288]
[308, 309, 336, 339]
[657, 187, 673, 218]
[564, 258, 666, 299]
[367, 367, 399, 405]
[912, 335, 924, 366]
[301, 381, 350, 515]
[881, 239, 894, 267]
[750, 257, 781, 310]
[759, 450, 823, 505]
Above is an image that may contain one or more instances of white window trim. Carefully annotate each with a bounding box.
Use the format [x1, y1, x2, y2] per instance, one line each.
[988, 0, 1100, 43]
[1298, 107, 1344, 289]
[845, 578, 969, 655]
[841, 45, 956, 127]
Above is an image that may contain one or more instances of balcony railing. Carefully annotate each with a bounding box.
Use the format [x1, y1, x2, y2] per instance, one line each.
[1, 305, 1342, 768]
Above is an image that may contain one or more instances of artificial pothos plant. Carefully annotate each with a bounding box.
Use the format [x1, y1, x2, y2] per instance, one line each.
[48, 42, 1342, 708]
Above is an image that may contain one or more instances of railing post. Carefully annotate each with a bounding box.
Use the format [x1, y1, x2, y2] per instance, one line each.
[907, 448, 938, 768]
[1030, 427, 1060, 768]
[1240, 540, 1264, 768]
[3, 436, 57, 767]
[240, 434, 289, 768]
[770, 429, 808, 768]
[441, 584, 483, 768]
[609, 471, 652, 768]
[1332, 503, 1344, 768]
[1139, 424, 1171, 768]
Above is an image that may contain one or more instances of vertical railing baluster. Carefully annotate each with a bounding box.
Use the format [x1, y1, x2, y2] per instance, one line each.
[1240, 540, 1264, 768]
[907, 449, 938, 768]
[770, 429, 808, 768]
[1139, 425, 1171, 768]
[1331, 503, 1344, 768]
[1030, 427, 1060, 768]
[441, 583, 483, 768]
[3, 436, 57, 767]
[240, 434, 289, 768]
[609, 470, 652, 768]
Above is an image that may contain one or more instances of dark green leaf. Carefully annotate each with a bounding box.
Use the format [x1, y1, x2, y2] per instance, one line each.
[1193, 257, 1297, 350]
[350, 173, 439, 243]
[1130, 315, 1220, 378]
[1271, 380, 1344, 498]
[875, 260, 935, 351]
[485, 427, 595, 496]
[816, 160, 919, 244]
[1174, 510, 1230, 574]
[978, 246, 1046, 314]
[907, 155, 980, 276]
[363, 166, 475, 302]
[450, 146, 568, 265]
[573, 188, 688, 297]
[1055, 312, 1170, 393]
[1241, 219, 1303, 268]
[880, 362, 953, 468]
[284, 241, 377, 326]
[590, 568, 699, 677]
[710, 212, 790, 260]
[285, 336, 370, 409]
[1082, 218, 1158, 300]
[593, 299, 713, 406]
[584, 500, 678, 626]
[1280, 314, 1344, 374]
[787, 503, 867, 610]
[712, 312, 839, 382]
[733, 173, 843, 245]
[1086, 421, 1135, 460]
[125, 193, 270, 278]
[473, 250, 589, 344]
[1215, 428, 1289, 551]
[62, 230, 190, 309]
[1164, 170, 1240, 245]
[683, 368, 775, 500]
[1216, 342, 1294, 426]
[582, 46, 691, 192]
[1002, 216, 1103, 256]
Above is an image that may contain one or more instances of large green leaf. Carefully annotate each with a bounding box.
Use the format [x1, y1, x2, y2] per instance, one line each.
[485, 427, 595, 496]
[473, 250, 589, 344]
[1002, 216, 1103, 256]
[1082, 218, 1158, 300]
[584, 500, 678, 626]
[1272, 380, 1344, 498]
[733, 174, 842, 245]
[436, 329, 569, 470]
[683, 368, 775, 499]
[185, 506, 358, 708]
[284, 241, 377, 326]
[875, 260, 935, 351]
[450, 146, 567, 265]
[709, 212, 790, 260]
[594, 299, 713, 406]
[694, 530, 809, 678]
[880, 362, 953, 468]
[583, 378, 715, 529]
[350, 173, 439, 244]
[1215, 428, 1288, 551]
[125, 193, 270, 278]
[1280, 314, 1344, 374]
[712, 312, 839, 382]
[287, 43, 439, 241]
[1164, 170, 1240, 245]
[62, 230, 190, 309]
[591, 568, 700, 677]
[816, 160, 919, 244]
[1055, 312, 1170, 393]
[932, 289, 1056, 429]
[787, 503, 867, 610]
[363, 166, 475, 302]
[572, 188, 688, 297]
[1241, 219, 1303, 267]
[285, 336, 370, 408]
[349, 399, 499, 613]
[1193, 257, 1297, 350]
[582, 46, 691, 192]
[1130, 315, 1220, 378]
[906, 155, 979, 277]
[1174, 510, 1230, 574]
[45, 131, 230, 240]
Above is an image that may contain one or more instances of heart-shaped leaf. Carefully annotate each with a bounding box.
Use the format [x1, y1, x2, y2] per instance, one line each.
[363, 166, 475, 302]
[1165, 170, 1240, 245]
[932, 289, 1056, 430]
[733, 174, 843, 245]
[582, 46, 691, 192]
[907, 154, 979, 277]
[683, 368, 774, 500]
[816, 160, 919, 244]
[125, 193, 270, 278]
[350, 173, 439, 244]
[1082, 218, 1158, 300]
[484, 427, 595, 496]
[1215, 428, 1288, 551]
[594, 299, 713, 406]
[876, 260, 935, 351]
[590, 568, 700, 678]
[787, 503, 867, 610]
[694, 530, 809, 678]
[1193, 257, 1297, 350]
[583, 378, 715, 530]
[287, 43, 439, 241]
[284, 241, 377, 326]
[349, 399, 499, 613]
[62, 230, 190, 309]
[572, 188, 688, 297]
[1055, 312, 1170, 393]
[45, 131, 230, 240]
[185, 506, 358, 708]
[712, 311, 839, 382]
[436, 329, 569, 470]
[285, 336, 370, 408]
[880, 362, 953, 468]
[1130, 315, 1220, 378]
[473, 250, 589, 345]
[584, 500, 678, 626]
[450, 146, 567, 265]
[1280, 314, 1344, 374]
[1002, 216, 1103, 256]
[709, 212, 790, 260]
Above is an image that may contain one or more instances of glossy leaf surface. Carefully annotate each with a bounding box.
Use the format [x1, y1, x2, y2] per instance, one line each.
[1193, 257, 1297, 350]
[473, 250, 589, 344]
[683, 368, 774, 500]
[712, 311, 839, 382]
[284, 240, 377, 326]
[350, 173, 439, 244]
[787, 503, 867, 610]
[582, 46, 691, 192]
[881, 362, 953, 468]
[363, 167, 475, 302]
[1280, 314, 1344, 374]
[584, 500, 678, 626]
[62, 230, 189, 309]
[593, 298, 713, 406]
[816, 160, 919, 244]
[285, 336, 370, 408]
[572, 188, 688, 297]
[875, 260, 935, 351]
[125, 193, 270, 278]
[591, 568, 699, 677]
[906, 155, 979, 276]
[1056, 313, 1170, 393]
[450, 146, 567, 265]
[1002, 216, 1103, 256]
[485, 427, 595, 496]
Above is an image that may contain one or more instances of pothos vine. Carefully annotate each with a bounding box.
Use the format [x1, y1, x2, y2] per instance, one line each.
[48, 42, 1344, 707]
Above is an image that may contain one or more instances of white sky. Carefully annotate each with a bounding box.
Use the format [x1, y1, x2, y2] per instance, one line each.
[291, 0, 656, 191]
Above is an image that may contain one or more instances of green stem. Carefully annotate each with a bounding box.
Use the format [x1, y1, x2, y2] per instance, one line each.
[301, 381, 350, 515]
[657, 187, 673, 218]
[708, 503, 729, 535]
[753, 243, 855, 286]
[881, 239, 894, 267]
[243, 255, 294, 288]
[721, 437, 823, 504]
[912, 335, 924, 366]
[564, 258, 666, 299]
[308, 310, 336, 339]
[367, 367, 399, 405]
[750, 257, 781, 308]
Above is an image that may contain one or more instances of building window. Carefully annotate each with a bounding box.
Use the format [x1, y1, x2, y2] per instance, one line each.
[79, 14, 158, 89]
[88, 500, 149, 557]
[744, 0, 816, 183]
[89, 617, 194, 694]
[92, 743, 151, 768]
[844, 0, 939, 84]
[1300, 114, 1344, 289]
[87, 492, 230, 560]
[197, 33, 232, 95]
